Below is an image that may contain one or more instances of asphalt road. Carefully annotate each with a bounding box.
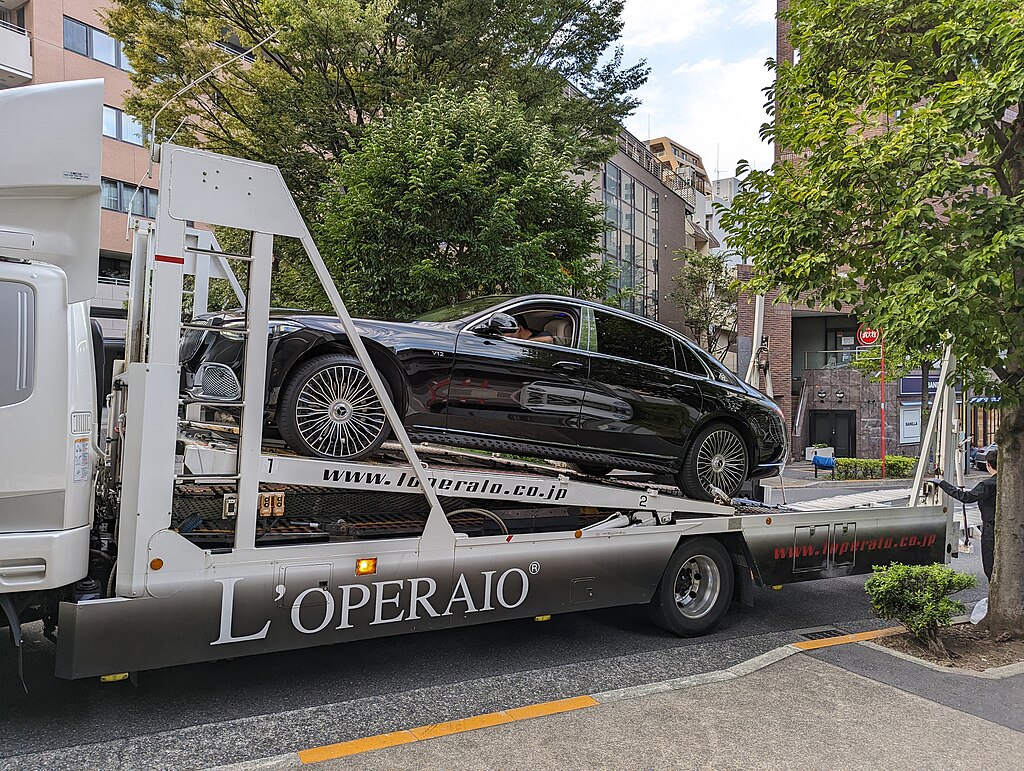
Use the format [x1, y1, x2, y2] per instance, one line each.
[0, 484, 988, 770]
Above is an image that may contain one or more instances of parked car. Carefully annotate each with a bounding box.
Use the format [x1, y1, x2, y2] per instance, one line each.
[975, 443, 998, 471]
[179, 295, 787, 500]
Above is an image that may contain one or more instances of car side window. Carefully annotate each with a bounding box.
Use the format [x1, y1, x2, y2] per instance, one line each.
[674, 340, 710, 377]
[687, 342, 739, 385]
[594, 310, 675, 369]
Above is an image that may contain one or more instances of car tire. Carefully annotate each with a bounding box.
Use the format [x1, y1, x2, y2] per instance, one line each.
[677, 422, 749, 501]
[277, 353, 393, 460]
[648, 536, 734, 636]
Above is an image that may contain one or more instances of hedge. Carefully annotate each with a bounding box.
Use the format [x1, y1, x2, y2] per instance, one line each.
[833, 455, 917, 480]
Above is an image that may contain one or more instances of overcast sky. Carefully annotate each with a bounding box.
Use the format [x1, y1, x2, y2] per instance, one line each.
[619, 0, 777, 179]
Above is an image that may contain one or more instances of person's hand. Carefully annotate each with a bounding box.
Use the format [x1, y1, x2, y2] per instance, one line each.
[928, 476, 943, 486]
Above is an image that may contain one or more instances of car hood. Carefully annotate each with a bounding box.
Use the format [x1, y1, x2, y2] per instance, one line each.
[197, 309, 461, 336]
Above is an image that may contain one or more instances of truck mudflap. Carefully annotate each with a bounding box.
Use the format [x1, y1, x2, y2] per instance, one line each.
[55, 530, 678, 679]
[742, 504, 948, 586]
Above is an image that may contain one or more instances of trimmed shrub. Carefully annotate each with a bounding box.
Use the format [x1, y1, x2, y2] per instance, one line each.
[834, 455, 918, 480]
[865, 563, 976, 655]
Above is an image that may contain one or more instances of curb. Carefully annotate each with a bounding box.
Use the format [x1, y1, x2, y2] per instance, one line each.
[856, 639, 1024, 680]
[592, 644, 799, 704]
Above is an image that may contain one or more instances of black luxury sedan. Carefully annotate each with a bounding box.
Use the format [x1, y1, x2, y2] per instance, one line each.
[179, 295, 787, 500]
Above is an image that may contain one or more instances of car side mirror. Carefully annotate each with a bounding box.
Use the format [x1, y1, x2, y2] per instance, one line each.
[476, 312, 519, 336]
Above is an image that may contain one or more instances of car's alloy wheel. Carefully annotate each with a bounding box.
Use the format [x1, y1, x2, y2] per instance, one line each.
[648, 537, 734, 636]
[278, 354, 392, 460]
[678, 423, 749, 500]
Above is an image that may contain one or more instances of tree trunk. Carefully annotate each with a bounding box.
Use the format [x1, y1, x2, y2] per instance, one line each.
[920, 360, 931, 461]
[989, 401, 1024, 638]
[924, 627, 949, 659]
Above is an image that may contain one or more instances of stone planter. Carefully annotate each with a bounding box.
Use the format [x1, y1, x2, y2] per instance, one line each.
[805, 446, 835, 461]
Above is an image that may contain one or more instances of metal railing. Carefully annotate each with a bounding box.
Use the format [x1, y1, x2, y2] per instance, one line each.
[615, 134, 697, 208]
[0, 18, 28, 37]
[803, 347, 881, 370]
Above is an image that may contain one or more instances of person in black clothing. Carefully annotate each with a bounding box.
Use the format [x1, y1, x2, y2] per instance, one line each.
[935, 448, 998, 580]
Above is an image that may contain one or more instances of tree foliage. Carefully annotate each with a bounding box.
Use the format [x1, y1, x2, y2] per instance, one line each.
[668, 249, 737, 360]
[723, 0, 1024, 637]
[316, 88, 611, 318]
[105, 0, 648, 206]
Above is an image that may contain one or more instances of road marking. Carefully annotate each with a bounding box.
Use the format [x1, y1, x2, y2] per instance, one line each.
[792, 626, 904, 650]
[296, 696, 597, 764]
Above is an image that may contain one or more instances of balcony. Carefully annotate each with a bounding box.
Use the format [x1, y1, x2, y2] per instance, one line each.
[803, 348, 881, 370]
[0, 17, 31, 87]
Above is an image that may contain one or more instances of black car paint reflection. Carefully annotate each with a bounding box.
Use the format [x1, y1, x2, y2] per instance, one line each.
[179, 295, 786, 486]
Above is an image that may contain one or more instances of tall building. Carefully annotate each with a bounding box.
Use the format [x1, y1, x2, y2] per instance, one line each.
[589, 129, 695, 325]
[710, 176, 742, 267]
[647, 137, 713, 196]
[2, 1, 156, 334]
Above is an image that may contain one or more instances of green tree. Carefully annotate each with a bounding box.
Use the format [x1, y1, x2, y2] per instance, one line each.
[104, 0, 647, 206]
[316, 88, 611, 317]
[723, 0, 1024, 637]
[668, 249, 737, 360]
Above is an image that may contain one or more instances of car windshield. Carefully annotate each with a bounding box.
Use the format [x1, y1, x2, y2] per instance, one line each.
[409, 296, 513, 322]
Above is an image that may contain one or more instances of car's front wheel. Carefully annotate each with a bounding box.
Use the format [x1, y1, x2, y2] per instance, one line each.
[277, 353, 392, 460]
[678, 422, 749, 500]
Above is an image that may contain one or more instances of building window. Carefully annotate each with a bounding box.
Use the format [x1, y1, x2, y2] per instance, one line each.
[102, 105, 145, 146]
[101, 178, 159, 218]
[63, 17, 132, 71]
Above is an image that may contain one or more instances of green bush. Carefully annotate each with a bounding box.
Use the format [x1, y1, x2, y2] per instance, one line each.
[833, 455, 918, 479]
[865, 563, 976, 655]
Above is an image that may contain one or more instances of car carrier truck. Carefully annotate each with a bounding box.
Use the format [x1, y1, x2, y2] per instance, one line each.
[0, 80, 963, 684]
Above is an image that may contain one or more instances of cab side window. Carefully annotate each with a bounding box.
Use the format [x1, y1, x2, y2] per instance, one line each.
[594, 310, 675, 369]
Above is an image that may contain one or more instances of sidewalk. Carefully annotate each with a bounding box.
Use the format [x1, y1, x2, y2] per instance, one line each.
[241, 637, 1024, 771]
[761, 460, 985, 489]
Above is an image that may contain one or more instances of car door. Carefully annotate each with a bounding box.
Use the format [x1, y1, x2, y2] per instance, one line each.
[444, 302, 589, 448]
[578, 307, 704, 464]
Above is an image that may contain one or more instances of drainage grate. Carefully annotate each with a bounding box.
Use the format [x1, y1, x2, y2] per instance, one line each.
[795, 627, 845, 641]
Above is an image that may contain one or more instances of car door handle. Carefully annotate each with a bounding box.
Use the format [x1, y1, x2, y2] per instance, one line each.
[671, 382, 697, 393]
[553, 360, 585, 371]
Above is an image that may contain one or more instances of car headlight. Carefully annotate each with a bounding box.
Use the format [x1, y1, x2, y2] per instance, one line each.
[268, 320, 302, 339]
[217, 320, 301, 341]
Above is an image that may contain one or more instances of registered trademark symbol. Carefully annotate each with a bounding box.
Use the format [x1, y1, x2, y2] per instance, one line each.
[529, 561, 541, 575]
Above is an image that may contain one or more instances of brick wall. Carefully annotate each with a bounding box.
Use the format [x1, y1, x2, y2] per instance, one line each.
[736, 265, 794, 438]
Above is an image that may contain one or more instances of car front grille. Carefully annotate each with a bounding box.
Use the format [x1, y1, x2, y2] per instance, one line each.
[198, 363, 241, 400]
[179, 329, 205, 363]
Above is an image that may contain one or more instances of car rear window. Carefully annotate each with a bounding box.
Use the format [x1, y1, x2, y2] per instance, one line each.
[594, 310, 675, 369]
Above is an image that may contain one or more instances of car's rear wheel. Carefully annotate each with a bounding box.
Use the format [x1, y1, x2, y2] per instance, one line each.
[678, 422, 749, 500]
[648, 536, 734, 636]
[277, 353, 392, 460]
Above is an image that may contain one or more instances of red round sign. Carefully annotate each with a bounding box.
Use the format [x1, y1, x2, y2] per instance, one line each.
[857, 325, 881, 346]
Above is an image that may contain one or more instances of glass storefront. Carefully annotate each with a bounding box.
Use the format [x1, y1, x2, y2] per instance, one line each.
[601, 163, 659, 319]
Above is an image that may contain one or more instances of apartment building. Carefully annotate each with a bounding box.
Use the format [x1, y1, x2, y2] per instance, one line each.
[1, 0, 159, 334]
[589, 129, 696, 326]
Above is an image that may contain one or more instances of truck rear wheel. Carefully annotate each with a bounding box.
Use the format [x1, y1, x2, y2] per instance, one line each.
[649, 537, 734, 636]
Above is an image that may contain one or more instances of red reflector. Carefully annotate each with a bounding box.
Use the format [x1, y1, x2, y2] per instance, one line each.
[155, 254, 185, 264]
